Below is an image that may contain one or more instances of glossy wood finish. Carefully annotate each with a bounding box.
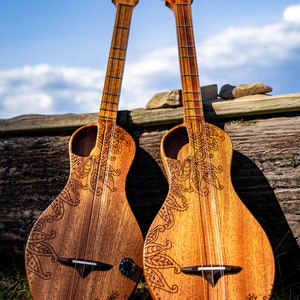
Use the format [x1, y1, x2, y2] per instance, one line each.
[143, 1, 275, 299]
[25, 1, 143, 299]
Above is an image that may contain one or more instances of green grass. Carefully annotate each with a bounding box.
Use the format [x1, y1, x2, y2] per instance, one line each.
[0, 268, 151, 300]
[0, 268, 32, 300]
[0, 267, 299, 299]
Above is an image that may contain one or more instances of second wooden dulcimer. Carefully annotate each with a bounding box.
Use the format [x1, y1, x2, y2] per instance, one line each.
[143, 0, 275, 299]
[25, 0, 143, 299]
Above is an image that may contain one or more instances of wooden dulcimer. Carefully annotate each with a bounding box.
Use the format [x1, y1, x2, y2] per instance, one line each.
[143, 1, 275, 299]
[25, 1, 143, 299]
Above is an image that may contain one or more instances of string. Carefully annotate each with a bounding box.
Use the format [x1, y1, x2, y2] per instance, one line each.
[175, 2, 226, 297]
[90, 1, 125, 256]
[91, 0, 130, 272]
[174, 4, 208, 298]
[85, 3, 131, 298]
[183, 4, 226, 295]
[68, 3, 133, 299]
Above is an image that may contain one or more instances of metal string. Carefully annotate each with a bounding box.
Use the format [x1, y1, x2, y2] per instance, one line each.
[176, 2, 226, 297]
[68, 3, 132, 299]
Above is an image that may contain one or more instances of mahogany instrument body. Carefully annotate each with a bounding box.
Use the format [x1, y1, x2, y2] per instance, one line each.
[25, 1, 143, 299]
[143, 1, 275, 299]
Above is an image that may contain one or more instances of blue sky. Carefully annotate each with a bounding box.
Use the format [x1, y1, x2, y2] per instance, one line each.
[1, 0, 300, 119]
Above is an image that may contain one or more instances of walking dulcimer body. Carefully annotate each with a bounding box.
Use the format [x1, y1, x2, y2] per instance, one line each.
[143, 1, 275, 299]
[25, 1, 143, 299]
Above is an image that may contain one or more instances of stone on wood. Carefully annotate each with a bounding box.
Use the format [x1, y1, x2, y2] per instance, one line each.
[219, 82, 273, 99]
[233, 83, 272, 98]
[145, 84, 218, 109]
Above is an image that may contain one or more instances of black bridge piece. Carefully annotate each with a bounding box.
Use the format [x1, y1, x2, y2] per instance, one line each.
[181, 264, 242, 287]
[57, 257, 113, 279]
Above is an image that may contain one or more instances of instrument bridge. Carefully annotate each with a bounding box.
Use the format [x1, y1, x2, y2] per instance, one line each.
[181, 264, 242, 287]
[57, 257, 113, 279]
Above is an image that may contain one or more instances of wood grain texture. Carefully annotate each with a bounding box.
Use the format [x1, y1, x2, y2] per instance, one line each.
[144, 122, 275, 299]
[24, 1, 144, 299]
[142, 1, 275, 298]
[0, 114, 299, 296]
[1, 93, 299, 134]
[25, 123, 143, 299]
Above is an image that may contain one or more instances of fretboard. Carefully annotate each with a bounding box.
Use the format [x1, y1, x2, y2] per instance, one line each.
[98, 3, 134, 123]
[173, 3, 204, 124]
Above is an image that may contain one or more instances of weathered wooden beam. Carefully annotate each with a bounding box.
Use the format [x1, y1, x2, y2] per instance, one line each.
[207, 93, 300, 118]
[132, 93, 300, 126]
[0, 93, 299, 134]
[1, 109, 300, 295]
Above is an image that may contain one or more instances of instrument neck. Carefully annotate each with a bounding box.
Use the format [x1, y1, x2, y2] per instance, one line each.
[98, 3, 134, 125]
[173, 3, 205, 129]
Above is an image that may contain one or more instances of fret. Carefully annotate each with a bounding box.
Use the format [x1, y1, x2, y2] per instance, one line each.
[119, 3, 135, 9]
[179, 48, 195, 54]
[103, 92, 120, 98]
[184, 113, 204, 117]
[100, 108, 117, 114]
[98, 2, 134, 123]
[115, 25, 130, 30]
[183, 92, 201, 95]
[181, 73, 198, 77]
[106, 75, 123, 80]
[184, 113, 204, 118]
[184, 107, 203, 111]
[101, 100, 118, 106]
[176, 3, 190, 6]
[178, 45, 195, 49]
[109, 56, 126, 61]
[179, 54, 197, 57]
[173, 1, 205, 125]
[177, 24, 193, 28]
[184, 99, 202, 103]
[183, 91, 201, 95]
[184, 114, 205, 120]
[98, 114, 116, 121]
[111, 46, 127, 51]
[100, 107, 118, 113]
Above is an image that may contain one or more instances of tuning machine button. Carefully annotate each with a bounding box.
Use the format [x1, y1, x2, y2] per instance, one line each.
[119, 258, 136, 277]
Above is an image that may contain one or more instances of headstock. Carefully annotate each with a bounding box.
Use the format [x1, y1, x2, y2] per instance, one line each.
[112, 0, 139, 7]
[164, 0, 193, 11]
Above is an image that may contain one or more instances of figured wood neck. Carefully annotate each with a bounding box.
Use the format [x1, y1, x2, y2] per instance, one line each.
[172, 2, 205, 127]
[98, 2, 135, 124]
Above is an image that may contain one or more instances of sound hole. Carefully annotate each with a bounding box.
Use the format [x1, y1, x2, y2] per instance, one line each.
[71, 125, 97, 157]
[163, 126, 189, 159]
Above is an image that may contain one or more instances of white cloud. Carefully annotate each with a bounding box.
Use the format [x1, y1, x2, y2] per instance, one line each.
[0, 65, 104, 118]
[120, 46, 180, 109]
[1, 4, 300, 119]
[199, 22, 300, 69]
[283, 4, 300, 24]
[128, 47, 178, 76]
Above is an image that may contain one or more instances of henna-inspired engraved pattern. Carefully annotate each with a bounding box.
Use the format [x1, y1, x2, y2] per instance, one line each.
[25, 230, 57, 280]
[144, 240, 181, 293]
[144, 122, 225, 294]
[107, 290, 120, 300]
[246, 294, 272, 300]
[25, 123, 131, 279]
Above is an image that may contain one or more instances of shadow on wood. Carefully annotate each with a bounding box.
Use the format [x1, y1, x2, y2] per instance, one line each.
[126, 146, 168, 237]
[0, 111, 299, 297]
[232, 151, 300, 296]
